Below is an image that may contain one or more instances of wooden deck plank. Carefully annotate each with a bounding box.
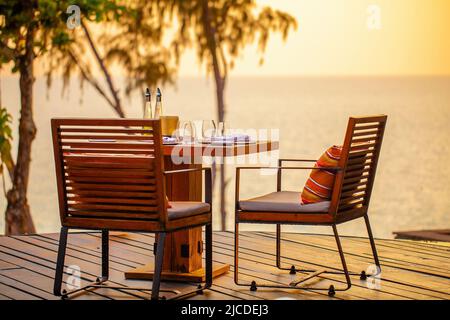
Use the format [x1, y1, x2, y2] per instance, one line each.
[105, 232, 345, 300]
[0, 269, 56, 300]
[254, 231, 450, 275]
[213, 233, 422, 300]
[285, 232, 450, 253]
[0, 240, 120, 300]
[19, 234, 240, 300]
[290, 232, 450, 270]
[3, 236, 186, 300]
[36, 233, 259, 300]
[256, 231, 449, 295]
[0, 282, 42, 300]
[254, 232, 450, 280]
[96, 231, 450, 299]
[118, 232, 421, 300]
[0, 260, 19, 271]
[62, 233, 321, 300]
[47, 233, 327, 300]
[288, 232, 450, 263]
[219, 232, 450, 299]
[0, 291, 13, 300]
[0, 232, 448, 300]
[44, 232, 332, 300]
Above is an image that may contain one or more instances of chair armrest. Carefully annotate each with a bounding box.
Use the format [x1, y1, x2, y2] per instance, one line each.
[163, 167, 211, 175]
[163, 167, 212, 205]
[278, 158, 317, 164]
[236, 166, 341, 171]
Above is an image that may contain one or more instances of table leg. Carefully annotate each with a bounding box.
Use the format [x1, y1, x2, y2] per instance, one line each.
[124, 157, 229, 282]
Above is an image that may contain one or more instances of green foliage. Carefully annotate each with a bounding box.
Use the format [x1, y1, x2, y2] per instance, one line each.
[0, 0, 125, 73]
[45, 0, 175, 98]
[0, 0, 59, 71]
[0, 107, 13, 177]
[1, 0, 295, 102]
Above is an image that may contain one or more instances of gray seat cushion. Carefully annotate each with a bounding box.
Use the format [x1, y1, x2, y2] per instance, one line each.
[239, 191, 330, 213]
[168, 201, 211, 220]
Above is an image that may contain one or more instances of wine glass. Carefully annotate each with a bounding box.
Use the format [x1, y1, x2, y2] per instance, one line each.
[175, 121, 195, 143]
[202, 120, 216, 142]
[217, 121, 228, 137]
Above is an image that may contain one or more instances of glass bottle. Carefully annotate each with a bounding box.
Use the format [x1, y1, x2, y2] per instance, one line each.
[154, 87, 163, 119]
[143, 88, 153, 119]
[143, 88, 153, 133]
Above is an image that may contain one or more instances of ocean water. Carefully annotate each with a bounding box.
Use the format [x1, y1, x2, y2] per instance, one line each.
[1, 76, 449, 238]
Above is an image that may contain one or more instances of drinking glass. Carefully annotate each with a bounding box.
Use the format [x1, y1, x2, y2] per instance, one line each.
[202, 120, 217, 141]
[217, 121, 228, 136]
[175, 121, 195, 143]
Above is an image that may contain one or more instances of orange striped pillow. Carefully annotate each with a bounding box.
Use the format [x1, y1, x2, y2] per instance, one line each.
[301, 145, 342, 204]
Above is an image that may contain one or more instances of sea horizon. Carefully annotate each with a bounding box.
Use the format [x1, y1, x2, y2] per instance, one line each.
[1, 75, 449, 238]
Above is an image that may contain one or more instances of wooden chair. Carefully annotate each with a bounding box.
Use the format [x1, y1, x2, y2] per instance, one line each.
[234, 115, 387, 296]
[51, 118, 212, 300]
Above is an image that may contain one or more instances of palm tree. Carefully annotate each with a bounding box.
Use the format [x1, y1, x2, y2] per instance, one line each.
[0, 0, 131, 234]
[167, 0, 297, 229]
[46, 0, 175, 116]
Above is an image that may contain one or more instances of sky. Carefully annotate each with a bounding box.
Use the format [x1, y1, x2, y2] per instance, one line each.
[178, 0, 450, 76]
[3, 0, 450, 77]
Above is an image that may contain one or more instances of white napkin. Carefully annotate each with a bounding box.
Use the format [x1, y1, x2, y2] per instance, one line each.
[163, 136, 178, 144]
[211, 134, 251, 143]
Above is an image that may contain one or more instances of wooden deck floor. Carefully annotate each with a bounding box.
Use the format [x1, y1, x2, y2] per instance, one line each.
[0, 231, 448, 300]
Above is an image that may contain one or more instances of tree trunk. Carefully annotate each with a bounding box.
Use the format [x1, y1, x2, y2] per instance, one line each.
[211, 52, 226, 231]
[201, 0, 228, 230]
[216, 83, 226, 231]
[5, 25, 36, 235]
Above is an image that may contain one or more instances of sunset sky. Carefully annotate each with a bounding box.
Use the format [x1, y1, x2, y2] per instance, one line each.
[179, 0, 450, 76]
[4, 0, 450, 77]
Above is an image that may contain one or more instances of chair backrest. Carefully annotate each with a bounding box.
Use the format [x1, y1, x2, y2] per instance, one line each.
[51, 118, 167, 230]
[329, 115, 387, 217]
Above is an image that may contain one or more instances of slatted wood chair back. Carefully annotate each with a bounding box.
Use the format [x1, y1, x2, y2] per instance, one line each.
[51, 118, 167, 230]
[329, 115, 387, 217]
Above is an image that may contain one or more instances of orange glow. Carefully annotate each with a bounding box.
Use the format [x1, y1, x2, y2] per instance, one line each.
[179, 0, 450, 76]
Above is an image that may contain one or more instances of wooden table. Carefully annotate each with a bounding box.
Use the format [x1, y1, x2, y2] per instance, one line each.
[124, 140, 279, 282]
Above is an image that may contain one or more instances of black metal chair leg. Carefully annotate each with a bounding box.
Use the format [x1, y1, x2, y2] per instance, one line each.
[235, 222, 352, 295]
[55, 229, 209, 300]
[234, 222, 240, 285]
[276, 224, 281, 269]
[276, 224, 316, 274]
[54, 227, 68, 296]
[205, 223, 213, 288]
[101, 229, 109, 281]
[151, 232, 166, 300]
[364, 214, 381, 271]
[332, 224, 352, 290]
